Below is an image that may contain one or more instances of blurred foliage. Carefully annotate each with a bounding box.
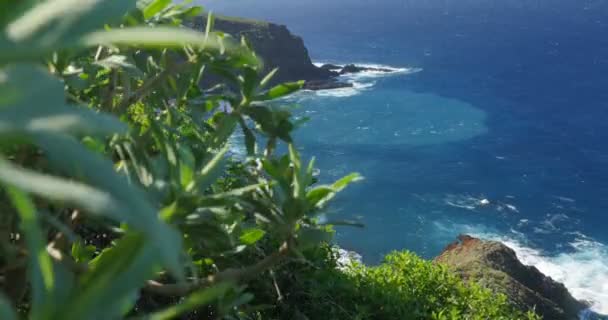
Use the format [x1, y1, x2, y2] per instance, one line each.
[0, 0, 360, 318]
[0, 1, 541, 319]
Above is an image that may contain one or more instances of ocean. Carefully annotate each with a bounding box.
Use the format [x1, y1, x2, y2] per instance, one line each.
[203, 0, 608, 315]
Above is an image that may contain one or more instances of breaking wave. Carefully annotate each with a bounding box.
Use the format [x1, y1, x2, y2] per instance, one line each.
[307, 62, 422, 97]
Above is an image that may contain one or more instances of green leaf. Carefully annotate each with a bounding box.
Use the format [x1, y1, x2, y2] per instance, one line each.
[0, 293, 17, 320]
[191, 145, 228, 192]
[289, 144, 305, 199]
[0, 157, 119, 216]
[239, 228, 266, 245]
[2, 0, 135, 61]
[0, 138, 183, 280]
[306, 186, 334, 208]
[297, 226, 333, 250]
[178, 144, 196, 190]
[205, 11, 215, 40]
[259, 67, 279, 88]
[59, 233, 159, 320]
[332, 172, 363, 191]
[305, 173, 362, 210]
[71, 241, 97, 263]
[0, 66, 127, 137]
[239, 117, 257, 156]
[5, 187, 55, 317]
[7, 0, 134, 42]
[94, 55, 143, 77]
[320, 219, 365, 228]
[148, 283, 233, 320]
[255, 80, 304, 101]
[33, 135, 183, 279]
[83, 27, 225, 50]
[142, 0, 172, 19]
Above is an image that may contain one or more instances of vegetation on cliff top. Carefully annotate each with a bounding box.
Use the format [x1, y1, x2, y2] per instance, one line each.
[0, 0, 540, 319]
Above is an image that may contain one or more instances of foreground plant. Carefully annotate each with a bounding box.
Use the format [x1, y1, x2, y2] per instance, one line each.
[0, 0, 360, 318]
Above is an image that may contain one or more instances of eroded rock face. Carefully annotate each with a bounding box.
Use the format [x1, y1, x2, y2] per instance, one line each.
[435, 235, 587, 320]
[191, 16, 336, 86]
[190, 16, 395, 90]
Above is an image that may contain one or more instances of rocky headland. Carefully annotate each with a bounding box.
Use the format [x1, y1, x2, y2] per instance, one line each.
[190, 15, 395, 90]
[436, 235, 590, 320]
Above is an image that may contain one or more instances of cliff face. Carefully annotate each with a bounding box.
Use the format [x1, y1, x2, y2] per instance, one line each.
[436, 235, 587, 320]
[191, 16, 335, 85]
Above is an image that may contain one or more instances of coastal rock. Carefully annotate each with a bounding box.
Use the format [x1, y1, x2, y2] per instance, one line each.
[303, 79, 353, 91]
[191, 16, 394, 90]
[319, 63, 343, 71]
[191, 16, 336, 86]
[339, 64, 393, 75]
[435, 235, 588, 320]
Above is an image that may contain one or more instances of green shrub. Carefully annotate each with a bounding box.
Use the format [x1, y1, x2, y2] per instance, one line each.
[254, 247, 541, 320]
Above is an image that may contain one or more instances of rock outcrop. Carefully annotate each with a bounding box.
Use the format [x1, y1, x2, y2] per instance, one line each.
[190, 16, 395, 90]
[191, 16, 336, 86]
[435, 235, 588, 320]
[338, 64, 393, 75]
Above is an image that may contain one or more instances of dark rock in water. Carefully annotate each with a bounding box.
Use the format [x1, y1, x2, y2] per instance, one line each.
[303, 80, 353, 91]
[319, 63, 343, 71]
[339, 64, 394, 75]
[435, 235, 588, 320]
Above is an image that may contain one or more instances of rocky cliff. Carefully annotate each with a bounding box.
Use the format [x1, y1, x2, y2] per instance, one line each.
[190, 15, 336, 86]
[436, 235, 588, 320]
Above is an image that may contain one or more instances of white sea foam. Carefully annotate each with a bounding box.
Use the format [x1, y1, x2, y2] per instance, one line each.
[341, 63, 422, 79]
[314, 81, 376, 98]
[313, 61, 422, 76]
[308, 62, 421, 98]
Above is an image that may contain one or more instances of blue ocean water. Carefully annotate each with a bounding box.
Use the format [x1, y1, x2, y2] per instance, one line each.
[203, 0, 608, 314]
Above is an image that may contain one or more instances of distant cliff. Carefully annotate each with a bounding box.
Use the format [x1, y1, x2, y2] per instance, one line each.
[436, 235, 588, 320]
[191, 15, 335, 86]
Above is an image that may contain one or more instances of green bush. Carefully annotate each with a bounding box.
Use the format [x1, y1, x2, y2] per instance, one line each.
[255, 247, 541, 320]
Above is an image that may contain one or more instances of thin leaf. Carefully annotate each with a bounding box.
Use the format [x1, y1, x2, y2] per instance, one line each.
[306, 186, 334, 208]
[259, 67, 279, 88]
[5, 187, 55, 317]
[148, 283, 233, 320]
[190, 145, 228, 192]
[320, 220, 365, 228]
[0, 66, 127, 136]
[255, 80, 304, 101]
[34, 135, 184, 279]
[143, 0, 172, 19]
[2, 0, 135, 62]
[239, 228, 266, 245]
[83, 27, 226, 50]
[7, 0, 134, 42]
[239, 117, 257, 156]
[332, 172, 363, 191]
[59, 233, 159, 320]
